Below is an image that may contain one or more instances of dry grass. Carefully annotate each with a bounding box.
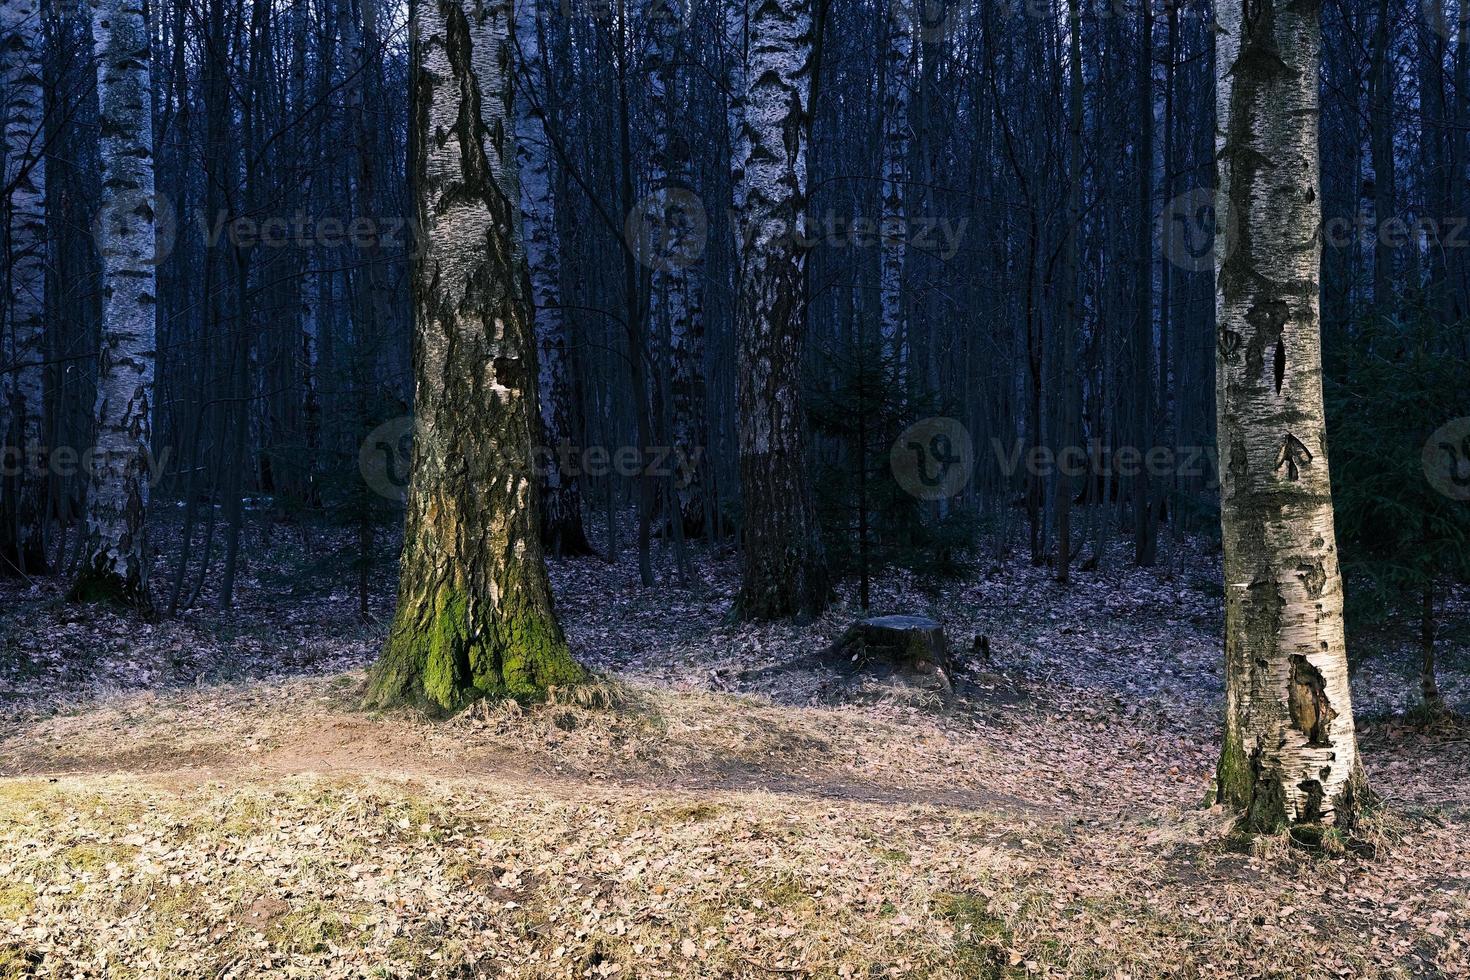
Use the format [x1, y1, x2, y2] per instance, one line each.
[0, 682, 1466, 979]
[2, 542, 1467, 977]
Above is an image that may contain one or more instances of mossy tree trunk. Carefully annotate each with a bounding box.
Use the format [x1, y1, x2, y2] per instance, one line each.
[365, 0, 584, 712]
[730, 0, 829, 621]
[73, 0, 158, 608]
[1213, 0, 1368, 831]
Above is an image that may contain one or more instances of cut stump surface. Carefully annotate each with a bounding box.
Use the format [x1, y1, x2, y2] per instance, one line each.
[829, 615, 954, 693]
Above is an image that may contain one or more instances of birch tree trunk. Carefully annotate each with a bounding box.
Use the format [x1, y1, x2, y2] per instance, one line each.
[73, 0, 157, 605]
[730, 0, 829, 620]
[646, 0, 708, 538]
[0, 0, 49, 575]
[1054, 0, 1083, 587]
[516, 0, 592, 557]
[1420, 0, 1450, 322]
[1367, 0, 1394, 309]
[1214, 0, 1368, 831]
[366, 0, 584, 711]
[1133, 0, 1157, 568]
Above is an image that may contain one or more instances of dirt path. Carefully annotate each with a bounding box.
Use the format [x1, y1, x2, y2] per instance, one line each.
[0, 677, 1055, 824]
[3, 548, 1468, 977]
[1, 683, 1465, 980]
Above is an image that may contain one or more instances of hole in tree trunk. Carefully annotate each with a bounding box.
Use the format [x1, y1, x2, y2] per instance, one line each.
[1288, 655, 1336, 746]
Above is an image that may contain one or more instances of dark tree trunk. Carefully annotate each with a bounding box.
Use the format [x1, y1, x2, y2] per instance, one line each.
[366, 0, 584, 711]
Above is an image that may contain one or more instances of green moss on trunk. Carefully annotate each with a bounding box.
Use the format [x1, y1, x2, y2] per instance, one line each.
[1215, 730, 1255, 811]
[366, 0, 587, 717]
[365, 586, 585, 714]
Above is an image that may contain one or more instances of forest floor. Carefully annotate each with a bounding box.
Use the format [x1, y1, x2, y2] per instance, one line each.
[1, 521, 1468, 979]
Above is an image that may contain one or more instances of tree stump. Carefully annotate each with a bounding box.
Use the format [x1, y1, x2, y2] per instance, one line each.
[829, 615, 953, 693]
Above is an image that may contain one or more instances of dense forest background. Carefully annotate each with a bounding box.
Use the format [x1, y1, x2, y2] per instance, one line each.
[5, 1, 1470, 973]
[4, 0, 1469, 659]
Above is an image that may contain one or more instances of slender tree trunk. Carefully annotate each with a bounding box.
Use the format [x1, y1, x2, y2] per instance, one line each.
[1453, 9, 1469, 325]
[73, 0, 158, 606]
[878, 12, 912, 370]
[1055, 0, 1084, 586]
[1133, 0, 1157, 568]
[646, 0, 708, 539]
[1421, 577, 1445, 717]
[516, 0, 592, 558]
[1420, 0, 1450, 322]
[1214, 0, 1368, 831]
[366, 0, 584, 711]
[217, 0, 264, 611]
[1160, 1, 1179, 558]
[1368, 0, 1394, 310]
[0, 0, 49, 575]
[614, 0, 654, 589]
[730, 0, 829, 620]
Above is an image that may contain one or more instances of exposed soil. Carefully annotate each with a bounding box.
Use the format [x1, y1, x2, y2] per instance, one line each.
[1, 524, 1467, 978]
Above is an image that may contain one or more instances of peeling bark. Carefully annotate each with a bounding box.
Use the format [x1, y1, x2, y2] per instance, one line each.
[1213, 0, 1367, 831]
[73, 0, 159, 607]
[367, 0, 584, 712]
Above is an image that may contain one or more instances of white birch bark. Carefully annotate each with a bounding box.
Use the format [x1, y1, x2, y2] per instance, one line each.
[645, 0, 706, 532]
[730, 0, 828, 619]
[0, 0, 48, 572]
[366, 0, 583, 710]
[515, 0, 589, 554]
[76, 0, 158, 603]
[1213, 0, 1367, 830]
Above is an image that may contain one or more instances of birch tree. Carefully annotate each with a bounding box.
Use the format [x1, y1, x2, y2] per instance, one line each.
[1213, 0, 1369, 831]
[73, 0, 157, 605]
[730, 0, 829, 620]
[1054, 0, 1083, 587]
[0, 0, 48, 574]
[645, 0, 708, 537]
[366, 0, 584, 711]
[1133, 1, 1157, 568]
[516, 0, 592, 557]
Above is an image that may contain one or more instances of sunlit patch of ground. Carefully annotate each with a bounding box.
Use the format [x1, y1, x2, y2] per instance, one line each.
[2, 527, 1467, 976]
[0, 676, 1466, 978]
